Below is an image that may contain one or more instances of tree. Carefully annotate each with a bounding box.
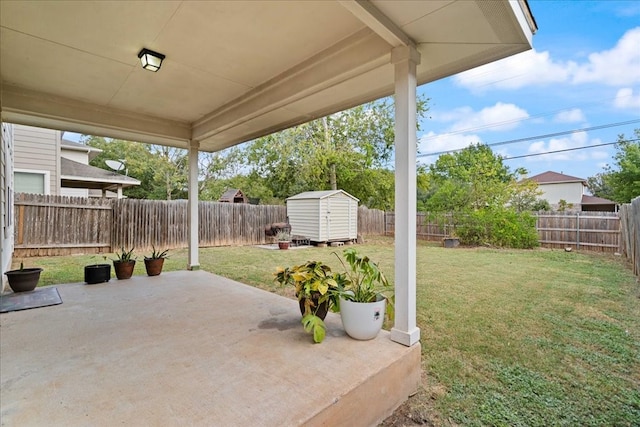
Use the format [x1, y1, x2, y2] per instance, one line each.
[587, 172, 615, 201]
[422, 144, 539, 248]
[605, 130, 640, 203]
[243, 95, 429, 208]
[424, 143, 525, 213]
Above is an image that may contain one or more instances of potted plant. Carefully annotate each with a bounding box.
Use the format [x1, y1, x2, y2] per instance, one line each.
[84, 256, 111, 284]
[4, 262, 43, 292]
[276, 230, 291, 250]
[333, 248, 393, 340]
[274, 261, 341, 343]
[112, 247, 136, 280]
[144, 246, 169, 276]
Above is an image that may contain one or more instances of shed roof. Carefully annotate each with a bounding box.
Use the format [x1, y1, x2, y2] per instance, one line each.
[287, 190, 359, 202]
[218, 188, 248, 203]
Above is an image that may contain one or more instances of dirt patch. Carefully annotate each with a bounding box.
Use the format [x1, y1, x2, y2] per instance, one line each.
[379, 377, 456, 427]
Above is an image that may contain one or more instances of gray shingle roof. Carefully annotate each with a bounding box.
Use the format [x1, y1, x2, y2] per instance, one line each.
[60, 158, 140, 190]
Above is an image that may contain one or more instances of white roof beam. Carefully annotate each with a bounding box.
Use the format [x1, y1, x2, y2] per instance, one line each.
[338, 0, 413, 48]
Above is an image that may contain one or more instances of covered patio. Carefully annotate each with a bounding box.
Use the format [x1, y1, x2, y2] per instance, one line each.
[1, 271, 419, 426]
[1, 1, 536, 424]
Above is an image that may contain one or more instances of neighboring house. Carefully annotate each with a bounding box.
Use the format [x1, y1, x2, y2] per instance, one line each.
[12, 124, 140, 198]
[528, 171, 618, 212]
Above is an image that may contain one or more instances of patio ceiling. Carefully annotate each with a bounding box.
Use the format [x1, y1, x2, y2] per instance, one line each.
[0, 1, 536, 153]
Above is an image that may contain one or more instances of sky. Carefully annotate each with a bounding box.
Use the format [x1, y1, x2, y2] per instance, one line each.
[65, 0, 640, 182]
[416, 0, 640, 181]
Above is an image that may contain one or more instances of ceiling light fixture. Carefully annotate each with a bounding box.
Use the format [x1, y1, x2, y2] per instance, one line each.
[137, 48, 165, 72]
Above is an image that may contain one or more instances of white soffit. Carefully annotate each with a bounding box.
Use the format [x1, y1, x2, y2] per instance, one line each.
[0, 0, 536, 152]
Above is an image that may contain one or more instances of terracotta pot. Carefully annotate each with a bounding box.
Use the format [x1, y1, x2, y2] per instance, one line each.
[113, 260, 136, 280]
[84, 264, 111, 284]
[144, 258, 165, 276]
[278, 241, 290, 250]
[4, 268, 42, 292]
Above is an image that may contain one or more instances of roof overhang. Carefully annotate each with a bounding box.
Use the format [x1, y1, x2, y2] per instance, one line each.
[1, 1, 536, 153]
[60, 158, 141, 191]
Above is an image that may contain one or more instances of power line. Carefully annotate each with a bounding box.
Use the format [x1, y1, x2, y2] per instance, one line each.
[418, 119, 640, 158]
[503, 138, 639, 160]
[421, 93, 640, 139]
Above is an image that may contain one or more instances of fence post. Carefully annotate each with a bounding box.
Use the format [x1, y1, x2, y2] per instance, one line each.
[576, 211, 580, 249]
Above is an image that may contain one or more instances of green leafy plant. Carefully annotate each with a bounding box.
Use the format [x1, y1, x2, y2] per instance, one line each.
[145, 245, 169, 260]
[275, 230, 291, 242]
[274, 260, 341, 343]
[333, 248, 394, 319]
[113, 247, 136, 262]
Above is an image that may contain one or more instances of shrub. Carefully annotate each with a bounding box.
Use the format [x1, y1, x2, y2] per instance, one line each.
[456, 208, 539, 249]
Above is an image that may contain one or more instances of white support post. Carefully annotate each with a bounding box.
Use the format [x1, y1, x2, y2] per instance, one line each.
[116, 185, 123, 199]
[390, 45, 421, 347]
[187, 140, 200, 270]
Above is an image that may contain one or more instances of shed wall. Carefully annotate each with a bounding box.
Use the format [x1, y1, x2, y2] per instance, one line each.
[287, 199, 321, 241]
[287, 191, 358, 242]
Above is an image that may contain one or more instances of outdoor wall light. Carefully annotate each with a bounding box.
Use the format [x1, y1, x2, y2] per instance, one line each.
[137, 48, 165, 72]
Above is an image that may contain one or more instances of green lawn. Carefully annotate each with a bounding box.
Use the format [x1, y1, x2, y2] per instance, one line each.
[14, 237, 640, 426]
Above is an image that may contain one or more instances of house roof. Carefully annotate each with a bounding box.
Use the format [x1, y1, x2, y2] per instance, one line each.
[528, 171, 587, 185]
[287, 190, 359, 202]
[581, 195, 617, 206]
[61, 139, 102, 160]
[1, 1, 536, 153]
[60, 158, 140, 190]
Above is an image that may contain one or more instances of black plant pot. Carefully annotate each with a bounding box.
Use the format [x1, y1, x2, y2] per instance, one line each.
[298, 294, 330, 320]
[84, 264, 111, 284]
[4, 268, 43, 292]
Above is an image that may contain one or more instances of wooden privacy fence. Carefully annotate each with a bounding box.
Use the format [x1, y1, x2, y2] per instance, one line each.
[384, 211, 621, 252]
[358, 206, 386, 235]
[14, 193, 113, 257]
[13, 193, 627, 257]
[112, 199, 287, 250]
[619, 197, 640, 276]
[535, 211, 620, 252]
[13, 195, 387, 256]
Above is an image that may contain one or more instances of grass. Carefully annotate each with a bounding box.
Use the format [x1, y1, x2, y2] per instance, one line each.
[11, 237, 640, 426]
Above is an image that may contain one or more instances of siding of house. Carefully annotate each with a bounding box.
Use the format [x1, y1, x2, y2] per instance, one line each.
[60, 146, 89, 197]
[13, 124, 60, 195]
[1, 123, 14, 283]
[539, 182, 584, 206]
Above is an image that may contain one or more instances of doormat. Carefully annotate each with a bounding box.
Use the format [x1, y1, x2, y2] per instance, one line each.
[0, 287, 62, 313]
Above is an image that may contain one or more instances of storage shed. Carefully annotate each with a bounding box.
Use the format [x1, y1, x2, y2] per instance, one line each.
[286, 190, 358, 243]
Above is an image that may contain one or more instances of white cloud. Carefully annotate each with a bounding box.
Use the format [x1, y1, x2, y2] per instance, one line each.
[572, 27, 640, 85]
[525, 132, 605, 162]
[430, 102, 529, 131]
[454, 27, 640, 90]
[613, 87, 640, 110]
[417, 131, 483, 164]
[449, 103, 529, 132]
[553, 108, 586, 123]
[454, 50, 573, 90]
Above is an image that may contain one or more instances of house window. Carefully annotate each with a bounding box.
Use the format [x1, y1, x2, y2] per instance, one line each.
[14, 170, 50, 195]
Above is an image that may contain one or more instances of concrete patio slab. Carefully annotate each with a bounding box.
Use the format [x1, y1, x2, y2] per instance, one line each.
[1, 271, 420, 426]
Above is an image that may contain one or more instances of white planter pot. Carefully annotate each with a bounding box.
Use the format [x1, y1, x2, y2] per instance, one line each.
[339, 296, 386, 340]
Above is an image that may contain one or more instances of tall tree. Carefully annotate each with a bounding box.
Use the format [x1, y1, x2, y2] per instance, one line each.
[424, 143, 526, 213]
[244, 96, 429, 208]
[604, 130, 640, 203]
